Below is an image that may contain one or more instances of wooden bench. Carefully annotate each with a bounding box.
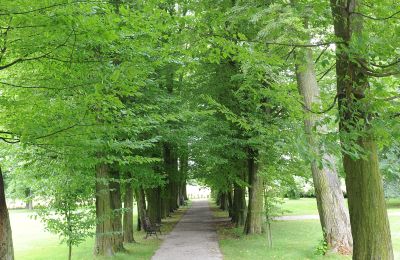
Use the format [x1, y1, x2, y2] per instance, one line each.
[144, 217, 162, 238]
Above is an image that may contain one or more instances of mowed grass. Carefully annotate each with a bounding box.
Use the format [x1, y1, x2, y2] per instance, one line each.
[10, 204, 189, 260]
[212, 198, 400, 260]
[280, 198, 400, 216]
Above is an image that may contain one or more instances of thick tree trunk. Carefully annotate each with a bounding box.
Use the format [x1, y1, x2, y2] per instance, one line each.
[0, 167, 14, 260]
[244, 148, 264, 234]
[330, 1, 393, 258]
[146, 187, 162, 224]
[295, 48, 352, 253]
[164, 143, 179, 212]
[123, 175, 135, 243]
[109, 168, 124, 252]
[94, 164, 114, 256]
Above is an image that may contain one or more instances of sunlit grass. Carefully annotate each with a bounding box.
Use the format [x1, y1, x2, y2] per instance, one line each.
[212, 200, 400, 260]
[280, 198, 400, 216]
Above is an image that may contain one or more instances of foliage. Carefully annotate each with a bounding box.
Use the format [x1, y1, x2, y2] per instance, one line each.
[0, 0, 399, 257]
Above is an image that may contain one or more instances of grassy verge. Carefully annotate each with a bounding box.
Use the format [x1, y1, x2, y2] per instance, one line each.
[280, 198, 400, 216]
[211, 200, 400, 259]
[11, 203, 190, 260]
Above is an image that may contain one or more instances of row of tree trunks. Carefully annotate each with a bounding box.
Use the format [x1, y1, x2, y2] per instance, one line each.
[0, 167, 14, 260]
[218, 192, 228, 211]
[95, 165, 134, 256]
[232, 173, 246, 227]
[294, 47, 353, 254]
[244, 148, 264, 235]
[330, 0, 393, 259]
[214, 162, 248, 228]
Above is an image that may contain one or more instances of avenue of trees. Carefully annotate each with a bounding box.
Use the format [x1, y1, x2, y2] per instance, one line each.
[0, 1, 399, 260]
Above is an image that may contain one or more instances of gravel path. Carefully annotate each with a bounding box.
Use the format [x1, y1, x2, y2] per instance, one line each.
[152, 200, 223, 260]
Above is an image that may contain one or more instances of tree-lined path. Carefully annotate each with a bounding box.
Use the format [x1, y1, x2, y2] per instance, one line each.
[152, 200, 222, 260]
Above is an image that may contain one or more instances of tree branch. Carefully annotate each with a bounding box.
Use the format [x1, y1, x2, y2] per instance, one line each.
[0, 1, 108, 16]
[0, 30, 73, 71]
[350, 10, 400, 21]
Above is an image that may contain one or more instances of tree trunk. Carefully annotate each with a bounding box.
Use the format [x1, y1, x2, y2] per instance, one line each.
[136, 206, 141, 232]
[135, 186, 147, 230]
[109, 168, 124, 252]
[94, 164, 114, 257]
[295, 47, 352, 254]
[24, 188, 33, 210]
[330, 1, 393, 258]
[68, 243, 72, 260]
[180, 151, 189, 203]
[182, 180, 188, 201]
[164, 143, 179, 212]
[123, 175, 135, 243]
[232, 180, 246, 227]
[227, 189, 233, 217]
[146, 187, 162, 224]
[161, 190, 169, 218]
[244, 148, 264, 234]
[0, 167, 14, 260]
[219, 192, 227, 211]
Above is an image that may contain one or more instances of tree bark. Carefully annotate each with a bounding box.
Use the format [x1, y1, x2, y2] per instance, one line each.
[94, 164, 114, 256]
[123, 183, 135, 243]
[146, 187, 162, 224]
[295, 47, 352, 254]
[179, 150, 189, 203]
[135, 186, 147, 230]
[330, 1, 393, 258]
[163, 143, 179, 212]
[232, 170, 246, 227]
[109, 168, 124, 252]
[227, 188, 233, 218]
[123, 174, 135, 243]
[0, 167, 14, 260]
[219, 192, 227, 211]
[244, 148, 264, 234]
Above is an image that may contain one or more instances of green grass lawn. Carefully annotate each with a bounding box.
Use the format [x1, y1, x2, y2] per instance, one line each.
[213, 199, 400, 260]
[280, 198, 400, 216]
[10, 204, 189, 260]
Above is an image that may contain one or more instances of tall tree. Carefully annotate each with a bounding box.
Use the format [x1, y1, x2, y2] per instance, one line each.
[294, 47, 352, 253]
[244, 148, 264, 234]
[330, 0, 394, 258]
